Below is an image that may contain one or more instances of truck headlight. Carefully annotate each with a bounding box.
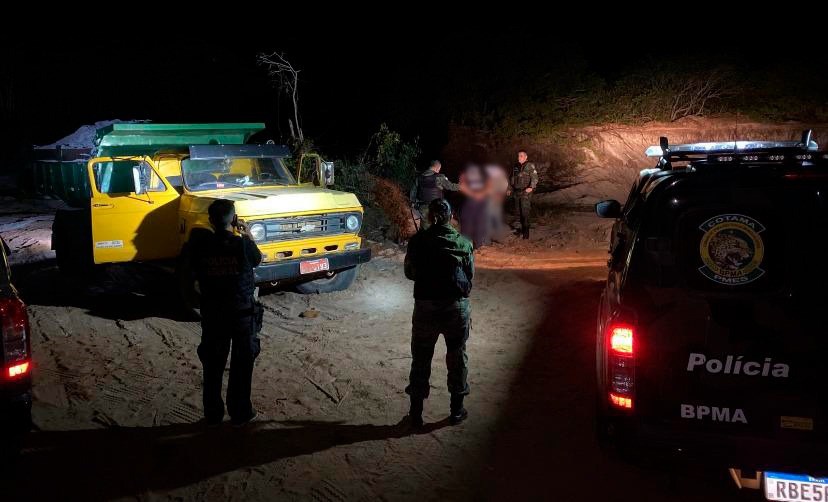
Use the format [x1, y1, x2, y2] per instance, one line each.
[346, 214, 360, 232]
[249, 223, 266, 242]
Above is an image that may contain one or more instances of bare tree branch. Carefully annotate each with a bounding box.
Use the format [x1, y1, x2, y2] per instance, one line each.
[670, 69, 733, 121]
[258, 52, 304, 143]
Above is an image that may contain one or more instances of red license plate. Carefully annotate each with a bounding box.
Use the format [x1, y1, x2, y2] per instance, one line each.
[299, 258, 330, 275]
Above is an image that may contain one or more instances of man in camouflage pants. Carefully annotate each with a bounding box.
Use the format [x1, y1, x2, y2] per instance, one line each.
[409, 160, 462, 230]
[508, 150, 539, 239]
[404, 198, 474, 427]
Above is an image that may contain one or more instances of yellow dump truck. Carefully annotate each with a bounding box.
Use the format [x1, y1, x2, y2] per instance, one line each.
[35, 123, 370, 302]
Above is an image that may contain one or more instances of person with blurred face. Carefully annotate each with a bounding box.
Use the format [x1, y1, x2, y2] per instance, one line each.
[459, 163, 490, 248]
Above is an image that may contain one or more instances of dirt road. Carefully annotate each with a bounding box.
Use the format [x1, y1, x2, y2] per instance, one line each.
[2, 210, 753, 501]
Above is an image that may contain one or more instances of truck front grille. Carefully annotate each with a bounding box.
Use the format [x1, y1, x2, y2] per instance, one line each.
[260, 213, 357, 242]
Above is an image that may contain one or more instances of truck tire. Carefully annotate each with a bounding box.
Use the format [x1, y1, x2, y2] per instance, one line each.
[295, 265, 359, 294]
[53, 209, 93, 275]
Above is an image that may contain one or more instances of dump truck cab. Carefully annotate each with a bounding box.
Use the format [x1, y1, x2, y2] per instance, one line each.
[44, 123, 370, 299]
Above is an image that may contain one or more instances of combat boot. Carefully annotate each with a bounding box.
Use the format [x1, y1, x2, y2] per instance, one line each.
[449, 394, 468, 425]
[408, 396, 424, 428]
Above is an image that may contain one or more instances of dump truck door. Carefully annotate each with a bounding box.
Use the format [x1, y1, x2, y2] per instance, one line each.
[87, 156, 180, 264]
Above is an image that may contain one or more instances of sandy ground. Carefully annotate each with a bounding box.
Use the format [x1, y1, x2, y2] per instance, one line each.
[0, 203, 756, 501]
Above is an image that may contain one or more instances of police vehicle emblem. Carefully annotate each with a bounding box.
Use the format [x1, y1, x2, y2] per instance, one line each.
[699, 214, 765, 286]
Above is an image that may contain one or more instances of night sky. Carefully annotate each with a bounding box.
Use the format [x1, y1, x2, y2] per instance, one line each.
[3, 22, 827, 168]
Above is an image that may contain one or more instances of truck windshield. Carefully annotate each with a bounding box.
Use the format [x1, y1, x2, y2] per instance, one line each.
[181, 156, 296, 191]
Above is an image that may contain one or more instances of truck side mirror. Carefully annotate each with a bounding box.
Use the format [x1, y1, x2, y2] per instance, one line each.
[132, 165, 147, 195]
[595, 199, 621, 219]
[321, 161, 335, 186]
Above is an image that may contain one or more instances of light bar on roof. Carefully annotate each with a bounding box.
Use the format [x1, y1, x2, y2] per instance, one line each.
[645, 140, 819, 157]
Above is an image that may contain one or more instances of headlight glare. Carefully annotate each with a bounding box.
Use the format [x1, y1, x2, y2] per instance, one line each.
[346, 215, 360, 232]
[249, 223, 266, 241]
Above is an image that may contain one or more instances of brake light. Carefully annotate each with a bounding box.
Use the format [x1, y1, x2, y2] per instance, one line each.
[610, 326, 634, 355]
[609, 393, 632, 409]
[0, 297, 29, 365]
[607, 321, 636, 410]
[7, 361, 29, 378]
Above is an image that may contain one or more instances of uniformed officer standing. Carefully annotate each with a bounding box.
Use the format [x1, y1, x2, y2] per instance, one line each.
[191, 199, 263, 427]
[410, 160, 462, 230]
[508, 150, 539, 239]
[404, 198, 474, 427]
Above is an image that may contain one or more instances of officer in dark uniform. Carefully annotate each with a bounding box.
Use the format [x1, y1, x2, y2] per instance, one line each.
[508, 150, 539, 239]
[404, 198, 474, 427]
[191, 199, 263, 427]
[410, 160, 462, 230]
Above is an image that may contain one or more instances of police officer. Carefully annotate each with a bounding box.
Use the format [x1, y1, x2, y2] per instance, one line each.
[410, 160, 462, 230]
[191, 199, 263, 427]
[404, 198, 474, 427]
[508, 150, 539, 239]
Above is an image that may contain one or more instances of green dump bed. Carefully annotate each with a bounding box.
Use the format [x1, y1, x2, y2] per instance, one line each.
[32, 123, 264, 208]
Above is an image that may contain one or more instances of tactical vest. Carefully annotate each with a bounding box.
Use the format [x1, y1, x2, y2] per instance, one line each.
[196, 231, 256, 315]
[416, 171, 442, 203]
[512, 163, 533, 191]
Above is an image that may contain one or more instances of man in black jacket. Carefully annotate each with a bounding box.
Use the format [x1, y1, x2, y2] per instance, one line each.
[191, 199, 263, 427]
[410, 160, 462, 230]
[404, 198, 474, 427]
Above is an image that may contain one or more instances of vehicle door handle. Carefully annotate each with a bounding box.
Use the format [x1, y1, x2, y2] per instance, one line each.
[92, 203, 114, 209]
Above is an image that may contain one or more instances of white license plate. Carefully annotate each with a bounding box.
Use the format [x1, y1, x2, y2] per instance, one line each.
[765, 471, 828, 501]
[299, 258, 330, 275]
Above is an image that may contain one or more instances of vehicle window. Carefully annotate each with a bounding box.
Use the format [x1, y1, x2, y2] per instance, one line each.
[0, 238, 10, 285]
[622, 183, 644, 224]
[92, 160, 165, 194]
[182, 157, 296, 192]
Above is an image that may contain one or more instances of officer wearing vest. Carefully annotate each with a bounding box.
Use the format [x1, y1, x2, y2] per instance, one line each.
[509, 150, 539, 239]
[404, 198, 474, 427]
[410, 160, 461, 230]
[190, 199, 263, 427]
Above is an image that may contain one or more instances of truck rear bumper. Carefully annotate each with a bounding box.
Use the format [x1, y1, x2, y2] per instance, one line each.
[0, 390, 32, 432]
[606, 414, 828, 475]
[253, 248, 372, 283]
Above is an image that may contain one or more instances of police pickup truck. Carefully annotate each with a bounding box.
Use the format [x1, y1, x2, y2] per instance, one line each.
[595, 130, 828, 501]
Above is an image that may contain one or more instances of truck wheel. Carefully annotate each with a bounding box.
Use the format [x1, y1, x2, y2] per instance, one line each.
[295, 265, 359, 294]
[53, 209, 93, 275]
[54, 244, 75, 274]
[175, 251, 201, 319]
[54, 232, 91, 275]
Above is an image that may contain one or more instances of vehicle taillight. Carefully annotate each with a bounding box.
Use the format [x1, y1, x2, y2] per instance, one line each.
[609, 393, 632, 409]
[8, 361, 29, 378]
[610, 326, 634, 355]
[0, 297, 30, 366]
[607, 322, 635, 410]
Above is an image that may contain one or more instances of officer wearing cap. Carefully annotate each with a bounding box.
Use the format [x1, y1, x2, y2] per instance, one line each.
[403, 198, 474, 427]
